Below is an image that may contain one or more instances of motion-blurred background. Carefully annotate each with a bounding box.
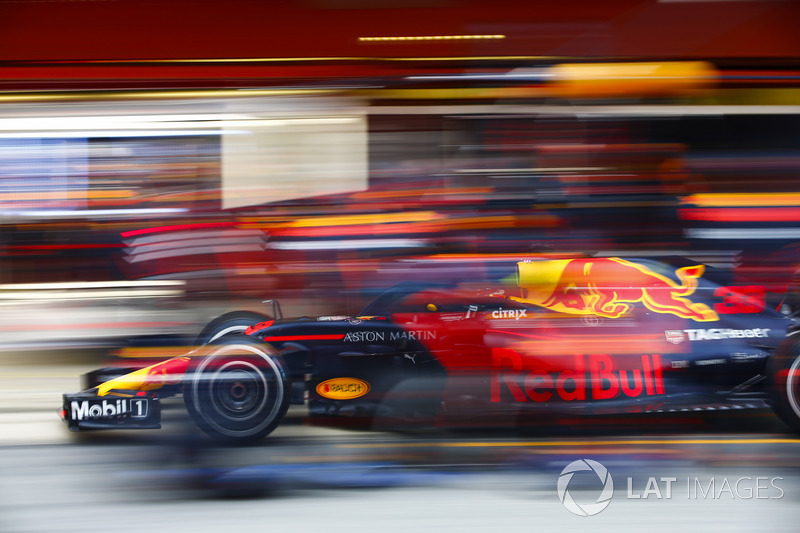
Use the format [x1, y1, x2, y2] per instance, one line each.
[1, 1, 800, 531]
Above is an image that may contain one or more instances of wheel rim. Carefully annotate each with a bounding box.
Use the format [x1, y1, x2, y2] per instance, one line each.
[209, 361, 269, 421]
[192, 344, 285, 438]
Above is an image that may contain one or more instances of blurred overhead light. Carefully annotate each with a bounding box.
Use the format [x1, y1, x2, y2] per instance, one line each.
[0, 281, 184, 290]
[0, 130, 235, 138]
[0, 88, 340, 103]
[0, 115, 362, 141]
[687, 228, 800, 240]
[269, 239, 426, 250]
[359, 35, 505, 42]
[17, 208, 188, 217]
[0, 114, 251, 130]
[406, 69, 549, 81]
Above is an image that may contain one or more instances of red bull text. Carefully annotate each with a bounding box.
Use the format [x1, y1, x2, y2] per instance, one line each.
[491, 348, 665, 402]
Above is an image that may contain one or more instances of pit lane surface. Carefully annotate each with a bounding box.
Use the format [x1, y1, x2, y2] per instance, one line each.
[2, 363, 800, 532]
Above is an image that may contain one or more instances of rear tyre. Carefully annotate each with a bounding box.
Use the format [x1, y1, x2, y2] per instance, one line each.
[769, 332, 800, 433]
[195, 311, 271, 346]
[184, 336, 290, 444]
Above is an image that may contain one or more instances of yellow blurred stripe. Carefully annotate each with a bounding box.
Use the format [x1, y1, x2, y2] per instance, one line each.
[112, 346, 193, 359]
[682, 193, 800, 207]
[281, 211, 441, 228]
[351, 187, 493, 199]
[0, 189, 135, 201]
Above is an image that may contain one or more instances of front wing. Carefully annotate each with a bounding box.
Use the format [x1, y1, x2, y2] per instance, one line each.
[61, 390, 161, 431]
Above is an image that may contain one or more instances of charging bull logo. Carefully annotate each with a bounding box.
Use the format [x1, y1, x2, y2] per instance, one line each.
[513, 258, 719, 322]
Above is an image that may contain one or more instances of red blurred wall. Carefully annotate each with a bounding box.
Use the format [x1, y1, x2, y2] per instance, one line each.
[0, 0, 798, 88]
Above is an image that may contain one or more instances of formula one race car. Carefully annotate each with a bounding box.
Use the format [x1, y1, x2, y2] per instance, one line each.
[62, 255, 800, 443]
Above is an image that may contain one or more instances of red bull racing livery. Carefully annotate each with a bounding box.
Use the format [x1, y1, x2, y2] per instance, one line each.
[62, 255, 800, 443]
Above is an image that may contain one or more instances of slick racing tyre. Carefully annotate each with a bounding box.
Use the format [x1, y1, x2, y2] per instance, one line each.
[195, 311, 271, 346]
[769, 332, 800, 433]
[184, 336, 290, 444]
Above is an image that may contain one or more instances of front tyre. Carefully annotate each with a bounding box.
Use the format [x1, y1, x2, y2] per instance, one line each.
[195, 311, 271, 346]
[184, 336, 290, 444]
